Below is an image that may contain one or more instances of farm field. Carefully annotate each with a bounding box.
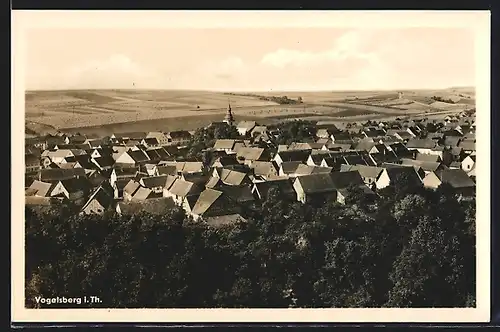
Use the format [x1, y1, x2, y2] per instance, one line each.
[25, 88, 475, 136]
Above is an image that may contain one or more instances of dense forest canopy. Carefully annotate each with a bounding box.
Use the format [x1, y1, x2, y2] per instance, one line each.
[25, 179, 476, 308]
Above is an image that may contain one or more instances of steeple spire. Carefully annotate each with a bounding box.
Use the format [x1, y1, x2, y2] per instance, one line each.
[223, 100, 235, 126]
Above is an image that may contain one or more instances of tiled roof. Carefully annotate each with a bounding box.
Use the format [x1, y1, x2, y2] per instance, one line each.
[141, 175, 170, 189]
[436, 169, 475, 188]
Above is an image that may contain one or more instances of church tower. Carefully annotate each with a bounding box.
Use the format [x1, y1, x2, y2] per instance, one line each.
[223, 102, 235, 126]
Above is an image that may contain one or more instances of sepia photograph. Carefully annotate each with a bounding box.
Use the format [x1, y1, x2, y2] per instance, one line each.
[12, 10, 490, 323]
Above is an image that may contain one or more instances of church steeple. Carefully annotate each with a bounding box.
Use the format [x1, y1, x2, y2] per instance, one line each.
[224, 102, 235, 126]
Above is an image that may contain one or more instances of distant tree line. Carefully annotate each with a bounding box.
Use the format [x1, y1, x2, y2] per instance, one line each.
[223, 93, 302, 105]
[25, 176, 475, 308]
[259, 95, 301, 105]
[432, 96, 457, 104]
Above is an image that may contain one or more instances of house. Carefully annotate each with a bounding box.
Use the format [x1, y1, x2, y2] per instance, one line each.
[251, 125, 269, 137]
[150, 147, 171, 161]
[342, 153, 370, 166]
[43, 149, 75, 164]
[205, 176, 223, 189]
[144, 149, 162, 163]
[316, 122, 340, 130]
[362, 128, 386, 139]
[166, 131, 192, 146]
[211, 154, 239, 168]
[461, 155, 476, 172]
[422, 169, 476, 196]
[236, 121, 257, 136]
[316, 127, 338, 139]
[91, 155, 115, 170]
[145, 132, 170, 146]
[251, 178, 295, 200]
[49, 177, 92, 201]
[115, 149, 150, 167]
[235, 147, 269, 165]
[354, 139, 376, 153]
[85, 139, 105, 149]
[385, 142, 413, 159]
[39, 168, 86, 182]
[122, 180, 141, 202]
[458, 140, 476, 154]
[190, 188, 240, 221]
[112, 132, 147, 141]
[250, 161, 279, 180]
[141, 163, 158, 176]
[217, 185, 255, 206]
[396, 130, 416, 141]
[26, 180, 55, 197]
[340, 164, 384, 187]
[116, 197, 176, 216]
[368, 143, 392, 156]
[405, 138, 436, 154]
[25, 153, 41, 174]
[111, 145, 129, 161]
[45, 135, 68, 148]
[213, 139, 240, 152]
[400, 158, 446, 174]
[115, 167, 140, 181]
[441, 128, 463, 138]
[139, 175, 171, 194]
[62, 155, 96, 170]
[175, 161, 205, 175]
[163, 178, 203, 205]
[130, 187, 159, 201]
[288, 142, 324, 151]
[218, 168, 251, 186]
[293, 164, 333, 177]
[306, 153, 329, 167]
[415, 152, 442, 163]
[292, 171, 365, 204]
[375, 166, 423, 190]
[292, 173, 335, 204]
[329, 170, 366, 191]
[87, 148, 103, 159]
[278, 161, 303, 177]
[330, 131, 353, 143]
[80, 186, 115, 215]
[140, 137, 160, 149]
[273, 150, 311, 168]
[156, 165, 178, 176]
[319, 155, 344, 170]
[321, 142, 352, 152]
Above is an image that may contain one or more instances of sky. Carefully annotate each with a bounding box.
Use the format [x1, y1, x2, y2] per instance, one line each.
[25, 27, 475, 91]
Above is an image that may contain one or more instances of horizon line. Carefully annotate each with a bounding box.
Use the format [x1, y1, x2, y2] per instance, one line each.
[26, 86, 475, 94]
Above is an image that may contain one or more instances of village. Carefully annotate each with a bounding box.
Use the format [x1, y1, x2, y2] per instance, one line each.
[24, 104, 477, 226]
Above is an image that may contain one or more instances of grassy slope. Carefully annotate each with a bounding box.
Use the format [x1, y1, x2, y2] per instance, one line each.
[25, 88, 475, 136]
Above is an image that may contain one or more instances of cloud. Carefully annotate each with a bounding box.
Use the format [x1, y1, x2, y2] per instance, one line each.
[260, 30, 377, 69]
[27, 29, 474, 91]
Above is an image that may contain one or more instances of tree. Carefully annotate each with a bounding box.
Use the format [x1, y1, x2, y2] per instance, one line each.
[25, 180, 475, 308]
